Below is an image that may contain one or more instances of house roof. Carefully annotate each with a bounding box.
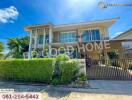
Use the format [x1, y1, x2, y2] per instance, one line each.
[113, 28, 132, 40]
[25, 17, 119, 31]
[54, 17, 119, 28]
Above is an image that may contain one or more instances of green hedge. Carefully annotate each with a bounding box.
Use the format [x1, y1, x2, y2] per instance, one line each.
[60, 60, 78, 83]
[0, 58, 55, 83]
[0, 58, 79, 84]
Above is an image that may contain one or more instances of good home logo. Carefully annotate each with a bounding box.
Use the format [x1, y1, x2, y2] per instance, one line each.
[23, 40, 110, 58]
[98, 1, 132, 8]
[50, 40, 110, 57]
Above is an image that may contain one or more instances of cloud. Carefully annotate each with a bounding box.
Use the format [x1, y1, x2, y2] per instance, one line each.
[0, 6, 19, 23]
[111, 32, 123, 38]
[115, 32, 123, 35]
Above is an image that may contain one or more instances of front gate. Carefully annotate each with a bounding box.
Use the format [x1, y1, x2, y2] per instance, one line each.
[86, 59, 132, 80]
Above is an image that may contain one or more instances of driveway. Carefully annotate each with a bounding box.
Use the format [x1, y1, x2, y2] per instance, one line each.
[88, 80, 132, 95]
[0, 80, 132, 100]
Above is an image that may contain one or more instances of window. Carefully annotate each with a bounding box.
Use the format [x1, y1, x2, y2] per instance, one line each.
[38, 35, 43, 44]
[82, 30, 91, 42]
[60, 32, 77, 43]
[82, 29, 100, 42]
[45, 34, 49, 43]
[92, 30, 100, 40]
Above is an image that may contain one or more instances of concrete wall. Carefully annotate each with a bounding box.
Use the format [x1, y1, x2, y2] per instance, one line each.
[77, 59, 86, 75]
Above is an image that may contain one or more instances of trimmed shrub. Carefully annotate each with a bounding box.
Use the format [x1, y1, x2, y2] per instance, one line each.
[79, 73, 87, 81]
[0, 58, 55, 83]
[56, 54, 70, 61]
[51, 76, 61, 85]
[53, 54, 70, 76]
[60, 60, 79, 83]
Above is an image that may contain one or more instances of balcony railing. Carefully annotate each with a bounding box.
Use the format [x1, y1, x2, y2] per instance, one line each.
[52, 36, 109, 43]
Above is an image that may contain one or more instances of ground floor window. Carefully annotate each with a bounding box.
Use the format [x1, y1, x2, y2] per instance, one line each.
[38, 35, 43, 44]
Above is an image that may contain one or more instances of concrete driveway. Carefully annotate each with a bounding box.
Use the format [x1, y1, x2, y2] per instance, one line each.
[41, 80, 132, 100]
[0, 80, 132, 100]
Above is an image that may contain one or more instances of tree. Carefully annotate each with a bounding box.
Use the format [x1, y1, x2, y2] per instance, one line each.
[107, 50, 119, 60]
[0, 42, 4, 59]
[7, 36, 29, 58]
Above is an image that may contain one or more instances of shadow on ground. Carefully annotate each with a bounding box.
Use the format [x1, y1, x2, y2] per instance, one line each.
[44, 87, 71, 99]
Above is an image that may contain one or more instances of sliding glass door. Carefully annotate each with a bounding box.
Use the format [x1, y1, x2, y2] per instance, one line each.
[82, 29, 100, 42]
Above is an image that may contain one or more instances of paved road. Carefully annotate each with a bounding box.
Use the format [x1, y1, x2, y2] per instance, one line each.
[0, 80, 132, 100]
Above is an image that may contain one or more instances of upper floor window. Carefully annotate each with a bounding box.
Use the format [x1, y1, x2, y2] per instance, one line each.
[60, 31, 77, 43]
[82, 29, 100, 42]
[38, 35, 43, 44]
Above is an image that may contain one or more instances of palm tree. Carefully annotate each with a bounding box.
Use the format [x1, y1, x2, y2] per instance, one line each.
[7, 36, 29, 58]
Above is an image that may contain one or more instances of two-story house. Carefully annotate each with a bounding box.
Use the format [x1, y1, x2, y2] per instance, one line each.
[25, 18, 119, 59]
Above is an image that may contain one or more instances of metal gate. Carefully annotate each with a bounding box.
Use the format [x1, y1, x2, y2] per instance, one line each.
[86, 59, 132, 80]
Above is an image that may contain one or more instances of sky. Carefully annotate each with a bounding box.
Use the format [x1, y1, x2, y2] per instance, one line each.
[0, 0, 132, 52]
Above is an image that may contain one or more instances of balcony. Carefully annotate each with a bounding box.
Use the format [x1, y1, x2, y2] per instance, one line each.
[52, 35, 110, 44]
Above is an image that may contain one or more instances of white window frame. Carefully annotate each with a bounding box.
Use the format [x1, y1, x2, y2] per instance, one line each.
[60, 31, 77, 43]
[80, 28, 101, 41]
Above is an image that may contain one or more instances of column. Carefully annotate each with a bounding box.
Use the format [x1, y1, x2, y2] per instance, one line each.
[104, 28, 109, 39]
[28, 30, 33, 59]
[34, 29, 38, 50]
[89, 28, 92, 41]
[42, 28, 46, 57]
[77, 29, 82, 42]
[49, 26, 52, 43]
[100, 27, 104, 40]
[48, 26, 52, 57]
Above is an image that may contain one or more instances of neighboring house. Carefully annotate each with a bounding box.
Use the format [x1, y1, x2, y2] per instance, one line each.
[114, 28, 132, 58]
[25, 18, 119, 59]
